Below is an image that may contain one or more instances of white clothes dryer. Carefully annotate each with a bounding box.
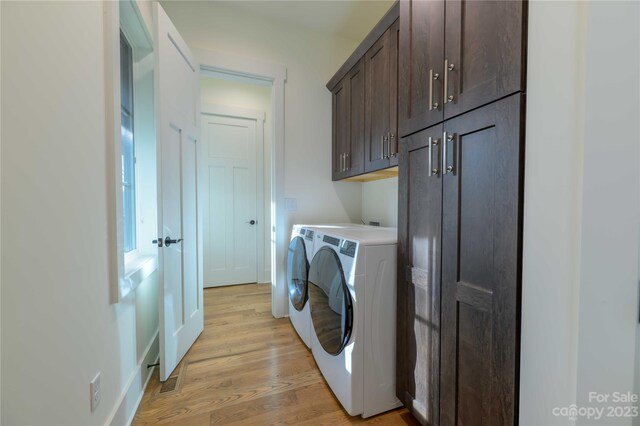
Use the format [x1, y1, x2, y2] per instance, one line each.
[308, 226, 400, 418]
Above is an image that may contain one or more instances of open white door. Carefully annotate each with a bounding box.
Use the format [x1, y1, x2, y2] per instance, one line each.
[154, 2, 203, 382]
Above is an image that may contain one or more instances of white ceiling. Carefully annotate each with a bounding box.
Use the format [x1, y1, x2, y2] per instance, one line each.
[164, 0, 395, 42]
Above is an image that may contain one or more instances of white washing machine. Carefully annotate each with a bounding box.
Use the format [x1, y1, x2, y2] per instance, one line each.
[308, 226, 400, 418]
[287, 223, 366, 348]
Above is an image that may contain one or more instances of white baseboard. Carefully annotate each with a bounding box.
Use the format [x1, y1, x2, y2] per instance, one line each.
[106, 330, 159, 426]
[259, 269, 271, 284]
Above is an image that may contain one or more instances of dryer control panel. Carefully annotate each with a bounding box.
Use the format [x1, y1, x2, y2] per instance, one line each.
[340, 240, 357, 258]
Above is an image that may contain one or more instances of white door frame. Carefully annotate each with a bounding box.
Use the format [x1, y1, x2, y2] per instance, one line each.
[195, 49, 287, 318]
[200, 103, 267, 285]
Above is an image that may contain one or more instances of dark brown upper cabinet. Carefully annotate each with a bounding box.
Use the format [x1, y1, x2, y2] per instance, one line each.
[331, 59, 365, 181]
[443, 0, 527, 119]
[327, 3, 399, 181]
[399, 0, 445, 138]
[365, 20, 399, 173]
[399, 0, 526, 137]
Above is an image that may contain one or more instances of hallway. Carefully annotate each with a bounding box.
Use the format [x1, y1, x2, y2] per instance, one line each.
[132, 284, 416, 425]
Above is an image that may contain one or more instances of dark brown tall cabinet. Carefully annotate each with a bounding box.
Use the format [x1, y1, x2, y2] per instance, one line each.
[439, 94, 525, 426]
[397, 1, 527, 425]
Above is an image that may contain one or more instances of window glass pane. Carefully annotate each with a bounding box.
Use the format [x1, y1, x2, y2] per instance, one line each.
[120, 33, 132, 112]
[120, 32, 136, 253]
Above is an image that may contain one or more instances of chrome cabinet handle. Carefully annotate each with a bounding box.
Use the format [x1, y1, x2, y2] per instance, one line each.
[342, 153, 346, 172]
[428, 137, 433, 176]
[389, 133, 396, 157]
[346, 152, 350, 171]
[429, 69, 439, 111]
[428, 136, 439, 177]
[444, 60, 455, 104]
[386, 132, 391, 159]
[429, 69, 433, 111]
[443, 132, 455, 174]
[442, 132, 447, 174]
[339, 153, 344, 172]
[381, 135, 386, 159]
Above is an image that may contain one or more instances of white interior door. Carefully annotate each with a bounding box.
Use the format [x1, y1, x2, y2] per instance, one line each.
[202, 110, 261, 287]
[154, 3, 203, 382]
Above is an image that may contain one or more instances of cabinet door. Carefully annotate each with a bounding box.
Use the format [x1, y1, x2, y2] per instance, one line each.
[347, 59, 365, 177]
[331, 76, 350, 181]
[388, 20, 399, 167]
[444, 0, 526, 119]
[364, 30, 391, 172]
[440, 94, 524, 426]
[332, 62, 365, 181]
[399, 0, 445, 138]
[397, 124, 443, 425]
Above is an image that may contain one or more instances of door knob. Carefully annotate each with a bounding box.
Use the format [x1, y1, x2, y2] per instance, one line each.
[164, 236, 183, 247]
[246, 220, 256, 225]
[152, 238, 163, 247]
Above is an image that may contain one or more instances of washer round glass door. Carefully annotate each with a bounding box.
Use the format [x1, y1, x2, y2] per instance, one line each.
[308, 246, 353, 355]
[287, 236, 309, 311]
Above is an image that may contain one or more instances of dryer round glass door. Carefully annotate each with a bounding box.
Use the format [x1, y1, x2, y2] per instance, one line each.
[308, 246, 353, 355]
[287, 236, 309, 311]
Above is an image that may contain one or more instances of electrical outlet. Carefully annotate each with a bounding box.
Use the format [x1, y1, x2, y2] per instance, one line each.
[90, 373, 101, 412]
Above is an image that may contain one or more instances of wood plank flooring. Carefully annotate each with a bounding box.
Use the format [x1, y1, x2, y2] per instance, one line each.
[133, 284, 417, 425]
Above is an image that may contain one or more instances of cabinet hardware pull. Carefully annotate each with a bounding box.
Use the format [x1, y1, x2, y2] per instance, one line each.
[443, 132, 447, 173]
[382, 135, 389, 159]
[384, 132, 391, 158]
[429, 70, 439, 111]
[429, 69, 433, 111]
[444, 60, 455, 104]
[428, 136, 439, 177]
[343, 153, 346, 172]
[443, 132, 455, 174]
[449, 133, 455, 173]
[428, 137, 433, 176]
[346, 152, 350, 171]
[390, 133, 396, 157]
[384, 136, 389, 159]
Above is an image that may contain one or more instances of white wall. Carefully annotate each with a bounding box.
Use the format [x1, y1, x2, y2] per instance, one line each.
[362, 178, 398, 227]
[1, 2, 159, 425]
[160, 1, 364, 246]
[200, 76, 273, 279]
[520, 2, 586, 423]
[575, 3, 639, 424]
[521, 1, 640, 425]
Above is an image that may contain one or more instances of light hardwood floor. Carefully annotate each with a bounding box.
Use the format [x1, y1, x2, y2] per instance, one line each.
[133, 284, 417, 425]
